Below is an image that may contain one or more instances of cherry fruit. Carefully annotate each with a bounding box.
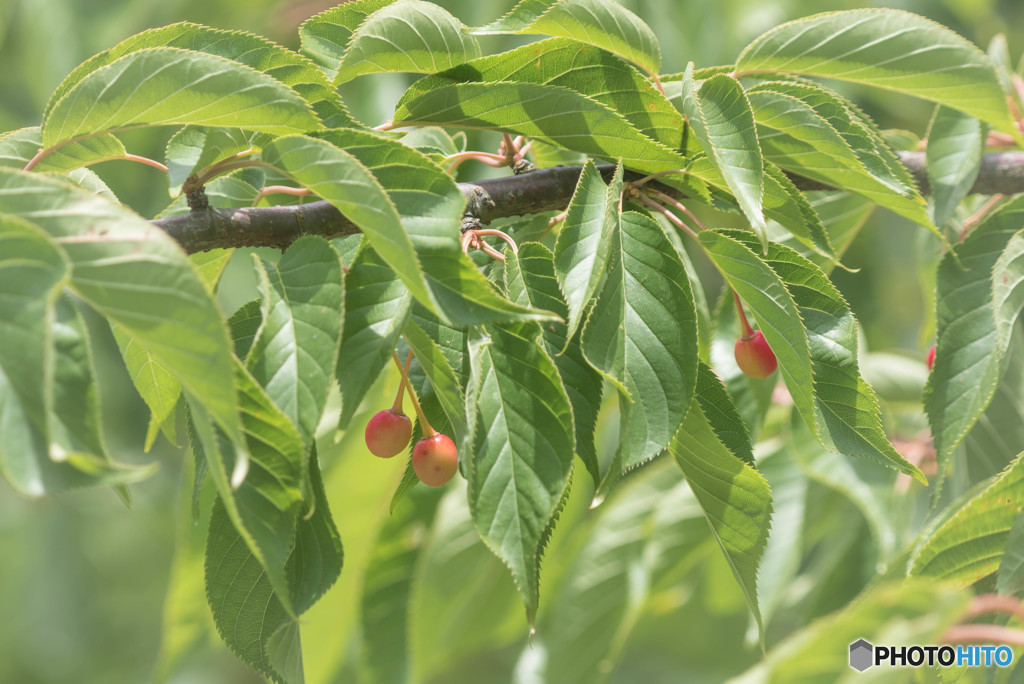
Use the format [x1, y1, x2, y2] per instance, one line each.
[734, 331, 777, 379]
[412, 433, 458, 487]
[926, 345, 935, 371]
[365, 409, 412, 458]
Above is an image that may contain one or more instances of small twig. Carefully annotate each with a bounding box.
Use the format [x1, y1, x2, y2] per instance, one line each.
[961, 594, 1024, 624]
[636, 193, 699, 240]
[959, 194, 1004, 242]
[252, 185, 312, 206]
[444, 150, 509, 172]
[943, 625, 1024, 646]
[121, 154, 169, 173]
[374, 121, 395, 132]
[627, 168, 689, 188]
[473, 228, 519, 254]
[646, 188, 710, 232]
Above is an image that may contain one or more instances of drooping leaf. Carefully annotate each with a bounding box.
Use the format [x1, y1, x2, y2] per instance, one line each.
[517, 463, 708, 684]
[228, 299, 264, 361]
[701, 230, 925, 482]
[735, 9, 1016, 133]
[474, 0, 661, 77]
[926, 106, 987, 229]
[965, 323, 1024, 483]
[112, 324, 182, 451]
[553, 160, 622, 344]
[582, 211, 699, 493]
[337, 246, 412, 428]
[998, 508, 1024, 597]
[41, 48, 320, 159]
[911, 452, 1024, 584]
[206, 450, 342, 684]
[248, 237, 344, 447]
[677, 64, 765, 245]
[0, 169, 244, 457]
[506, 243, 604, 486]
[926, 197, 1024, 489]
[0, 216, 149, 496]
[360, 486, 442, 684]
[669, 395, 772, 640]
[694, 361, 754, 466]
[333, 0, 481, 84]
[189, 359, 308, 618]
[466, 322, 575, 624]
[46, 22, 353, 128]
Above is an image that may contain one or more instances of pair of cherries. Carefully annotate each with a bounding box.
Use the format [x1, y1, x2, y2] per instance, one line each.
[364, 353, 457, 487]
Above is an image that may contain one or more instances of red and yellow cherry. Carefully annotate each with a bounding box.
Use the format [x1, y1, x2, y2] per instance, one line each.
[926, 345, 935, 371]
[364, 409, 412, 458]
[734, 330, 778, 379]
[412, 432, 458, 487]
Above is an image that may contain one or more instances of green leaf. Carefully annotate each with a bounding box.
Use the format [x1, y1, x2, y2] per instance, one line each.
[926, 197, 1024, 488]
[190, 249, 233, 294]
[402, 318, 467, 447]
[0, 169, 244, 458]
[701, 230, 925, 482]
[761, 162, 835, 260]
[41, 48, 320, 158]
[46, 22, 353, 128]
[474, 0, 661, 76]
[998, 508, 1024, 597]
[0, 216, 146, 496]
[165, 127, 267, 195]
[744, 83, 934, 233]
[260, 135, 434, 313]
[410, 481, 523, 683]
[732, 580, 969, 682]
[735, 9, 1016, 133]
[926, 106, 987, 229]
[519, 463, 708, 684]
[506, 243, 604, 487]
[581, 211, 699, 492]
[228, 299, 264, 360]
[360, 486, 442, 684]
[189, 360, 307, 618]
[677, 64, 766, 244]
[315, 128, 552, 326]
[0, 126, 127, 173]
[695, 361, 754, 466]
[299, 0, 397, 80]
[394, 81, 691, 175]
[112, 324, 181, 451]
[206, 450, 342, 684]
[553, 160, 622, 344]
[911, 452, 1024, 584]
[965, 323, 1024, 483]
[669, 396, 772, 640]
[411, 37, 683, 150]
[466, 322, 575, 624]
[248, 237, 344, 447]
[333, 0, 481, 84]
[337, 246, 412, 428]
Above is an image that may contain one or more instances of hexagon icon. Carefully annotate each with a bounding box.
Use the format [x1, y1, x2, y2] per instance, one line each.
[849, 639, 874, 672]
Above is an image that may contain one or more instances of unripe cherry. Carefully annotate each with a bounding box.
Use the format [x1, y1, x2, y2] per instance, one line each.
[734, 330, 778, 379]
[365, 409, 412, 458]
[926, 345, 936, 371]
[412, 433, 458, 487]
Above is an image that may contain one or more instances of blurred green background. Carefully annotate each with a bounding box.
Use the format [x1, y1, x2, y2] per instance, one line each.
[0, 0, 1020, 682]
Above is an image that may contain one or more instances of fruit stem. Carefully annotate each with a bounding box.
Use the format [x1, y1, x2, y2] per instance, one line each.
[390, 350, 412, 413]
[732, 289, 755, 339]
[392, 350, 436, 437]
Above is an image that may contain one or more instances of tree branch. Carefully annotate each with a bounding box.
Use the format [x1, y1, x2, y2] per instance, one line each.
[152, 151, 1024, 254]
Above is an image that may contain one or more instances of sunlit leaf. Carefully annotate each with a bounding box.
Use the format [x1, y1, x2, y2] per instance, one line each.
[736, 9, 1015, 133]
[926, 106, 987, 229]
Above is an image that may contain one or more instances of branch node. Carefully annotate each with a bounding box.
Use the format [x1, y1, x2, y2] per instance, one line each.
[186, 185, 209, 212]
